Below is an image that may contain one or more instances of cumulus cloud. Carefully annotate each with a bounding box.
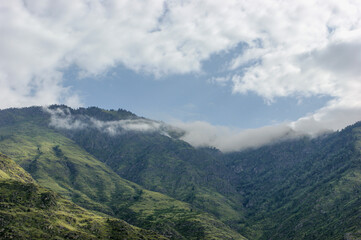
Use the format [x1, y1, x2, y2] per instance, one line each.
[1, 0, 361, 148]
[222, 1, 361, 133]
[0, 0, 257, 108]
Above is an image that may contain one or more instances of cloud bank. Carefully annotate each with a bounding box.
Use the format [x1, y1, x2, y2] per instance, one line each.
[175, 99, 361, 152]
[174, 118, 333, 152]
[46, 106, 359, 152]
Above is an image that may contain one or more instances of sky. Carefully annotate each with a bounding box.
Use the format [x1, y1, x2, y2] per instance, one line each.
[1, 0, 361, 151]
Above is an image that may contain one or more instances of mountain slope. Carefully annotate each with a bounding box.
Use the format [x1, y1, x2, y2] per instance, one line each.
[47, 106, 245, 227]
[0, 153, 166, 240]
[226, 121, 361, 239]
[0, 152, 35, 184]
[3, 105, 361, 239]
[0, 108, 246, 240]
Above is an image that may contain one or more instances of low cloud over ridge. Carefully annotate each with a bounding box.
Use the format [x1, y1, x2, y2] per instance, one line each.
[173, 110, 357, 152]
[45, 106, 360, 153]
[45, 107, 178, 137]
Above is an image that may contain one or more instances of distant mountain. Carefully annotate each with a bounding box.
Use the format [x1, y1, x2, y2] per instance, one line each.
[1, 105, 361, 239]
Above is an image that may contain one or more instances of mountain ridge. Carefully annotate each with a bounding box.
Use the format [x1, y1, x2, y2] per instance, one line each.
[1, 105, 361, 239]
[0, 107, 246, 240]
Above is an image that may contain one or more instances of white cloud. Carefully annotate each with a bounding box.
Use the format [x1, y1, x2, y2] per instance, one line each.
[89, 118, 165, 135]
[1, 0, 361, 143]
[0, 0, 256, 108]
[220, 0, 361, 136]
[207, 76, 231, 86]
[175, 95, 361, 152]
[46, 105, 357, 153]
[45, 106, 180, 136]
[174, 120, 296, 152]
[45, 107, 88, 130]
[174, 118, 333, 152]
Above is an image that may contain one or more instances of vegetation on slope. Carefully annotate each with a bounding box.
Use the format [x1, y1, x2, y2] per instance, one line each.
[3, 105, 361, 239]
[227, 121, 361, 239]
[50, 106, 245, 228]
[65, 129, 244, 218]
[0, 153, 35, 184]
[0, 112, 246, 240]
[0, 153, 166, 240]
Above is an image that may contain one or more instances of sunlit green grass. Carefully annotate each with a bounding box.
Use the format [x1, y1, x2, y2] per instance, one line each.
[0, 154, 166, 240]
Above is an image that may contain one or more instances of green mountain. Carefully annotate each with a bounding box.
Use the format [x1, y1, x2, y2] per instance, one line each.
[1, 105, 361, 239]
[0, 153, 166, 239]
[54, 106, 245, 226]
[0, 106, 246, 240]
[226, 122, 361, 239]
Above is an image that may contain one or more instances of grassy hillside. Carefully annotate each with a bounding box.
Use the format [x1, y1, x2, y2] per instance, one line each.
[0, 153, 166, 239]
[49, 106, 245, 228]
[0, 152, 35, 184]
[3, 105, 361, 239]
[0, 113, 246, 240]
[65, 129, 244, 220]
